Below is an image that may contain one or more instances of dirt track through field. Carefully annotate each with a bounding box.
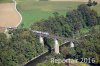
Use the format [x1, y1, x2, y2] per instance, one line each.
[0, 3, 21, 27]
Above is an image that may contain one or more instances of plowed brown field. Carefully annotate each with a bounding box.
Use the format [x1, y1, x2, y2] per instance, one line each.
[0, 3, 21, 27]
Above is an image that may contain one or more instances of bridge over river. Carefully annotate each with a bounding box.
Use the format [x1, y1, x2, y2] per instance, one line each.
[23, 30, 76, 66]
[2, 28, 76, 66]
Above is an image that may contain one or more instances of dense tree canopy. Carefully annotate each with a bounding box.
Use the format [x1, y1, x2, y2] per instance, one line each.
[0, 29, 44, 66]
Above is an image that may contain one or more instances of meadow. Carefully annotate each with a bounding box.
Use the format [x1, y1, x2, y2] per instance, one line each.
[16, 0, 100, 28]
[0, 0, 12, 3]
[16, 0, 84, 28]
[92, 4, 100, 15]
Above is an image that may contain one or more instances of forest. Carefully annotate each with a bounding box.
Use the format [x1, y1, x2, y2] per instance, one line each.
[0, 29, 44, 66]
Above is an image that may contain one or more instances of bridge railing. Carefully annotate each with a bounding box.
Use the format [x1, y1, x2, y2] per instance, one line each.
[31, 30, 49, 35]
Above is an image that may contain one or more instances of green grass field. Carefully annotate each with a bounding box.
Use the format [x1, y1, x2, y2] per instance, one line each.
[92, 4, 100, 15]
[0, 0, 12, 3]
[16, 0, 100, 28]
[16, 0, 83, 28]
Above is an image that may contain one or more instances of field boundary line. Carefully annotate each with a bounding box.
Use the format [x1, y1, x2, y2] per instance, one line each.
[12, 0, 22, 27]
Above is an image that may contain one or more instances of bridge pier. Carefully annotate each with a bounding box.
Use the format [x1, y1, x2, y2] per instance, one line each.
[54, 38, 59, 54]
[39, 35, 44, 46]
[70, 41, 74, 48]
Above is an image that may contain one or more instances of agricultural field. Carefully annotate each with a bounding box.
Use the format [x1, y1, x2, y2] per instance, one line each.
[0, 3, 21, 28]
[16, 0, 84, 28]
[92, 4, 100, 15]
[16, 0, 100, 28]
[0, 0, 13, 3]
